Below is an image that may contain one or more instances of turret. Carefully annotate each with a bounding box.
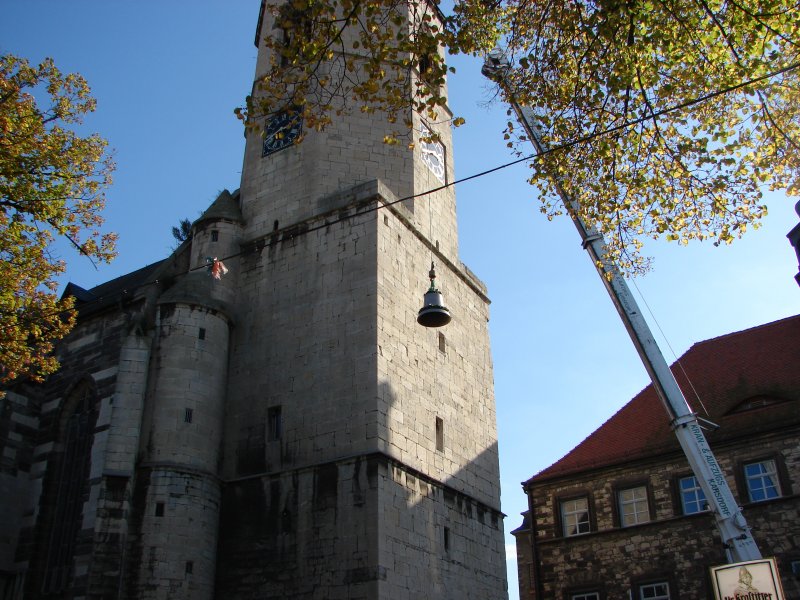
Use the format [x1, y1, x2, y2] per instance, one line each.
[127, 190, 242, 599]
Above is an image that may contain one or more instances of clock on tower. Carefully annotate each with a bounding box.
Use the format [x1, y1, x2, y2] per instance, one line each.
[262, 109, 302, 156]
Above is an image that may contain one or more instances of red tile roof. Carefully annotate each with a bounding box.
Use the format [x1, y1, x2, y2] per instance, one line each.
[527, 314, 800, 484]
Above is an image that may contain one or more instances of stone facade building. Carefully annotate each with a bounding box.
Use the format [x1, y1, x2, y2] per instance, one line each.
[513, 315, 800, 600]
[0, 3, 507, 599]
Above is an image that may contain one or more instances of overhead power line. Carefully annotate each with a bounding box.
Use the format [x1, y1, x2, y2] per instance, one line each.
[54, 59, 800, 313]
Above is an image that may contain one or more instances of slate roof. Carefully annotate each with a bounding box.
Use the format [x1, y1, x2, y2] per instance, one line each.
[63, 260, 166, 317]
[527, 314, 800, 485]
[194, 189, 242, 226]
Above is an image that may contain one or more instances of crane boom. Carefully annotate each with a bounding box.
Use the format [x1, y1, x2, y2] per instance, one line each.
[481, 49, 761, 563]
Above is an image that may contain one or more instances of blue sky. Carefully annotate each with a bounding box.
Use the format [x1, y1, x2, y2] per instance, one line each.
[3, 2, 798, 597]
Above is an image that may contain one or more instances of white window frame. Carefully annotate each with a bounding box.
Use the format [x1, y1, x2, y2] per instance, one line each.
[571, 592, 600, 600]
[560, 497, 591, 537]
[678, 475, 707, 514]
[638, 581, 670, 599]
[744, 459, 781, 502]
[618, 485, 650, 527]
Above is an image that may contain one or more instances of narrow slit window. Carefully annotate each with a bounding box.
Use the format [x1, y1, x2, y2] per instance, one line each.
[419, 53, 432, 76]
[199, 328, 206, 340]
[268, 406, 283, 441]
[435, 417, 444, 452]
[184, 408, 193, 424]
[211, 230, 219, 242]
[438, 332, 446, 354]
[185, 561, 193, 575]
[443, 526, 450, 552]
[155, 502, 165, 517]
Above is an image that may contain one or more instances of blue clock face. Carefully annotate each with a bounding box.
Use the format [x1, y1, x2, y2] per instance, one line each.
[262, 110, 302, 156]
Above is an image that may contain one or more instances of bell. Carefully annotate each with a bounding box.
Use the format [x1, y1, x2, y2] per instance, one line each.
[417, 262, 452, 327]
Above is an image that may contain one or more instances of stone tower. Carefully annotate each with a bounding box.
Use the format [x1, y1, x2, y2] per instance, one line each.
[0, 2, 506, 599]
[211, 2, 507, 597]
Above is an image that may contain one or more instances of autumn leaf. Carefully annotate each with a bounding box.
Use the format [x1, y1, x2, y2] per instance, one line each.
[243, 0, 798, 274]
[0, 55, 116, 389]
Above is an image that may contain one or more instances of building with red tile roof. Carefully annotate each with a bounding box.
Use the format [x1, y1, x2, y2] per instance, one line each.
[513, 315, 800, 599]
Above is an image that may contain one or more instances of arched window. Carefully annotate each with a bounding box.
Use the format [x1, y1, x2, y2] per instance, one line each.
[42, 379, 98, 594]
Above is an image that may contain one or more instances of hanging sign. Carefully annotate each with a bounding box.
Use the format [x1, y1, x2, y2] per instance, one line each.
[710, 558, 785, 600]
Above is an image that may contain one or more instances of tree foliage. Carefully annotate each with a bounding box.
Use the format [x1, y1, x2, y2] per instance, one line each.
[171, 217, 193, 245]
[244, 0, 800, 272]
[0, 55, 116, 387]
[500, 0, 799, 272]
[236, 0, 471, 143]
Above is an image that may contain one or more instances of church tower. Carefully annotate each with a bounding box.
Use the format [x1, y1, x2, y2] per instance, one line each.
[212, 2, 507, 598]
[0, 2, 505, 599]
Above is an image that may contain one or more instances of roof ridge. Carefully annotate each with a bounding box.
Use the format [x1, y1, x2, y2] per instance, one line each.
[526, 313, 800, 484]
[690, 313, 800, 349]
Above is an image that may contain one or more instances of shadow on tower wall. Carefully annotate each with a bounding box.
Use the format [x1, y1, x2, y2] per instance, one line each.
[215, 380, 508, 600]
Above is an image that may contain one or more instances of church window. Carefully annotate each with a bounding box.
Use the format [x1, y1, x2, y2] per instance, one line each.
[268, 406, 283, 441]
[744, 459, 781, 502]
[560, 497, 590, 536]
[438, 332, 446, 354]
[678, 475, 707, 514]
[184, 408, 193, 423]
[43, 380, 98, 594]
[435, 417, 444, 451]
[617, 485, 650, 527]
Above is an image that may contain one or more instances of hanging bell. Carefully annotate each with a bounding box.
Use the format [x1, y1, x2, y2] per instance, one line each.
[417, 262, 452, 327]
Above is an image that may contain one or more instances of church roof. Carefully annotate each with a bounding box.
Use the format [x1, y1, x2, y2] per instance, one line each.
[526, 314, 800, 485]
[62, 190, 241, 317]
[194, 189, 243, 226]
[63, 260, 166, 316]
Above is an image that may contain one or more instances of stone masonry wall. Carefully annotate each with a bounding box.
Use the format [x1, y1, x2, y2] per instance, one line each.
[221, 193, 380, 480]
[0, 387, 41, 595]
[241, 1, 460, 264]
[376, 190, 499, 510]
[125, 299, 231, 600]
[124, 468, 221, 600]
[378, 458, 507, 600]
[518, 429, 800, 599]
[216, 455, 378, 600]
[17, 302, 139, 599]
